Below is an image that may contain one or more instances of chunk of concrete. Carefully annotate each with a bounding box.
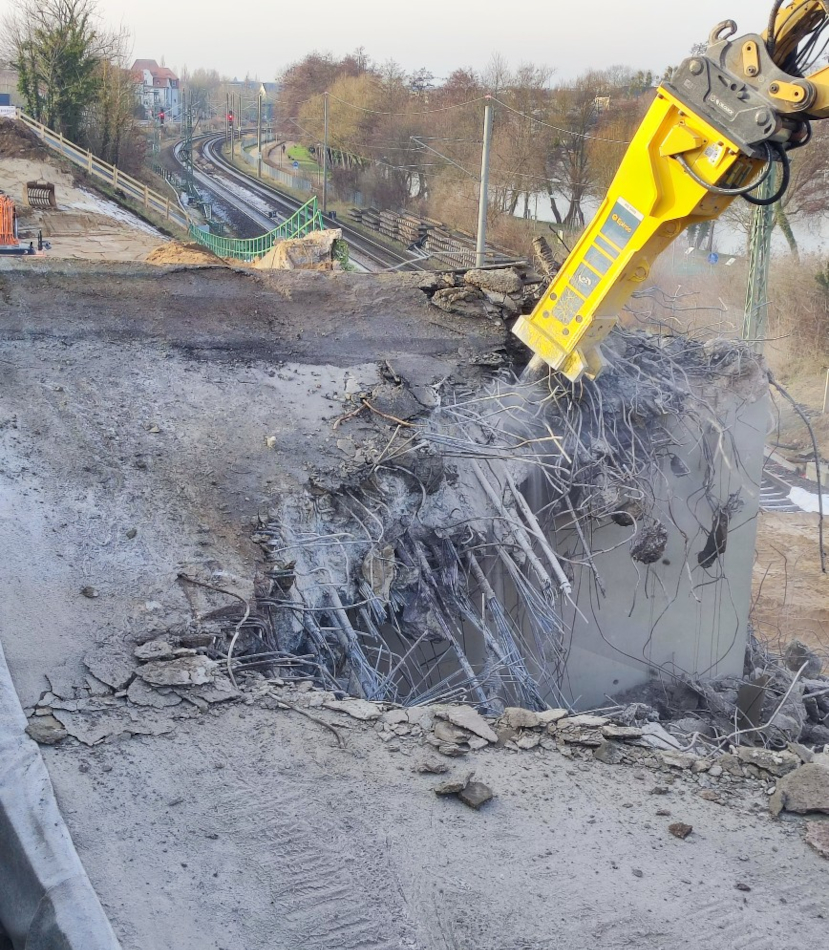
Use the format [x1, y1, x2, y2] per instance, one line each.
[734, 746, 800, 777]
[136, 656, 217, 687]
[134, 639, 175, 662]
[593, 739, 627, 765]
[784, 639, 824, 678]
[463, 268, 523, 295]
[458, 781, 495, 810]
[769, 764, 829, 816]
[502, 707, 541, 729]
[83, 644, 137, 691]
[25, 714, 67, 745]
[127, 677, 183, 709]
[437, 706, 498, 744]
[323, 698, 382, 721]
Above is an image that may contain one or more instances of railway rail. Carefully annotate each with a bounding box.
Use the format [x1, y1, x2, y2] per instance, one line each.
[176, 134, 424, 272]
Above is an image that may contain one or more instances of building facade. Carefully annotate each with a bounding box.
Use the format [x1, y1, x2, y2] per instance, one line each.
[131, 60, 180, 120]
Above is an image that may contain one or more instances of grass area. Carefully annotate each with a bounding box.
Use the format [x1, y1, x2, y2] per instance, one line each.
[286, 144, 322, 173]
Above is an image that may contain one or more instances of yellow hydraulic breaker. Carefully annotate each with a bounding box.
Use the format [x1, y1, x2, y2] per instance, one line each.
[513, 88, 765, 381]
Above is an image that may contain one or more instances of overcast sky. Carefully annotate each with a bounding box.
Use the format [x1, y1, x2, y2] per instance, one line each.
[1, 0, 773, 82]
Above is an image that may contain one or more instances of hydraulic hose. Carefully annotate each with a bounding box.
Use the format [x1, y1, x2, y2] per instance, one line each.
[675, 140, 790, 205]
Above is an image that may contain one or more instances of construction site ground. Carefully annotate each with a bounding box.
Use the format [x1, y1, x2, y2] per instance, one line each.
[1, 259, 829, 949]
[0, 119, 168, 261]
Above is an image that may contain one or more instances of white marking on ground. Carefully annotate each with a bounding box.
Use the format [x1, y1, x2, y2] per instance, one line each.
[788, 485, 825, 513]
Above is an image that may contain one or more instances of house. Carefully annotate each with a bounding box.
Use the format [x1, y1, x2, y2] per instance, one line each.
[0, 68, 22, 108]
[131, 59, 180, 120]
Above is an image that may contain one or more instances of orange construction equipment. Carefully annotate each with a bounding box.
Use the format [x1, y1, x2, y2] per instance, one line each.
[0, 195, 18, 247]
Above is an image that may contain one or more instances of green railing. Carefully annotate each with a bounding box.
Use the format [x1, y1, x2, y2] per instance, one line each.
[188, 197, 325, 261]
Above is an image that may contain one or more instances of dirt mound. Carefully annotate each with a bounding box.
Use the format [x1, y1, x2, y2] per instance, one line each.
[753, 510, 829, 664]
[145, 241, 226, 267]
[0, 118, 48, 160]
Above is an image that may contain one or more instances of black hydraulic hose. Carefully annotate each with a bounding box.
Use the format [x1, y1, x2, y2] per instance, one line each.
[742, 142, 791, 205]
[766, 0, 786, 58]
[674, 141, 775, 196]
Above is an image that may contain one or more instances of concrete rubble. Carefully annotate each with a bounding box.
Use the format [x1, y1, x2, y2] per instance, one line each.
[23, 641, 829, 849]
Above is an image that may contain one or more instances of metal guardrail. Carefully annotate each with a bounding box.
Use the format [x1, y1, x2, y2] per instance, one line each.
[188, 196, 325, 261]
[14, 109, 188, 228]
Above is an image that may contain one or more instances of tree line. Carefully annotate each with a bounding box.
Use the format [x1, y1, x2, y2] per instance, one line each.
[1, 0, 143, 173]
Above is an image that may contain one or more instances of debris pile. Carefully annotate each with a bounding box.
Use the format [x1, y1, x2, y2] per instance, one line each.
[145, 241, 226, 267]
[202, 326, 767, 711]
[26, 653, 829, 842]
[406, 266, 544, 324]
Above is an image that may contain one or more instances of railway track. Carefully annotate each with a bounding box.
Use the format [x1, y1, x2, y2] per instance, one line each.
[175, 134, 423, 272]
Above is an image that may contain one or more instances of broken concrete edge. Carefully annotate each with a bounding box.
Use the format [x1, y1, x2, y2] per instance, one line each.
[0, 639, 122, 950]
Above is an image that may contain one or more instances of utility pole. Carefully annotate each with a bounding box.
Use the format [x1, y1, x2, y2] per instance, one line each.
[322, 91, 329, 214]
[257, 93, 263, 179]
[475, 98, 493, 268]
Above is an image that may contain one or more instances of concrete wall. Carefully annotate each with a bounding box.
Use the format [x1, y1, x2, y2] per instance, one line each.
[538, 373, 768, 709]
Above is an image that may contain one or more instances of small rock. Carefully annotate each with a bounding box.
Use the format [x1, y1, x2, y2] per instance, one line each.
[564, 714, 609, 728]
[467, 736, 489, 751]
[458, 781, 494, 810]
[437, 706, 498, 744]
[515, 732, 541, 751]
[659, 751, 697, 770]
[80, 586, 99, 599]
[601, 724, 643, 740]
[593, 739, 627, 765]
[805, 821, 829, 859]
[789, 742, 815, 764]
[134, 639, 175, 662]
[769, 763, 829, 816]
[632, 869, 644, 879]
[415, 759, 449, 774]
[438, 743, 468, 757]
[656, 808, 671, 817]
[668, 822, 693, 839]
[784, 639, 823, 678]
[434, 773, 474, 795]
[434, 721, 471, 744]
[137, 656, 217, 687]
[25, 715, 67, 745]
[125, 528, 138, 539]
[709, 764, 724, 778]
[698, 790, 723, 803]
[735, 882, 751, 892]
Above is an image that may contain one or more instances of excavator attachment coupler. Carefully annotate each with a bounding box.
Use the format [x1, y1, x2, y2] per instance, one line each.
[24, 180, 57, 210]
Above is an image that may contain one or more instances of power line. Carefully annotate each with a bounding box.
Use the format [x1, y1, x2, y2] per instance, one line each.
[490, 97, 633, 144]
[327, 93, 488, 116]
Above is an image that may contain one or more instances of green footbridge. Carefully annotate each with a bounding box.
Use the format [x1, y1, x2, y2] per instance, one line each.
[188, 197, 325, 261]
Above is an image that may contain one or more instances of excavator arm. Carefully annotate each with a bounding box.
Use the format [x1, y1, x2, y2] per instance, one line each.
[514, 0, 829, 381]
